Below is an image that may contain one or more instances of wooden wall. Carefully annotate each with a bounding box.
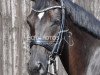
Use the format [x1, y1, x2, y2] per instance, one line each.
[0, 0, 100, 75]
[0, 0, 32, 75]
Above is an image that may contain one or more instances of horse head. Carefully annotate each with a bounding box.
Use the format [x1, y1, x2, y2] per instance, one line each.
[27, 0, 64, 75]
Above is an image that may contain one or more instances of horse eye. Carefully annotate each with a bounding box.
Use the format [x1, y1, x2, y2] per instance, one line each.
[50, 20, 60, 27]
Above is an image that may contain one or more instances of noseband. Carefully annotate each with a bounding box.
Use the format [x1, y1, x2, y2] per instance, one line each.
[30, 0, 73, 74]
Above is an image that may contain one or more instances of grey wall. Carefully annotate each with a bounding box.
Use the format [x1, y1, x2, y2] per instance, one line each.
[0, 0, 32, 75]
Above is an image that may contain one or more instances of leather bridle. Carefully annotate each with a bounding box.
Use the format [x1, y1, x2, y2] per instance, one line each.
[30, 0, 73, 74]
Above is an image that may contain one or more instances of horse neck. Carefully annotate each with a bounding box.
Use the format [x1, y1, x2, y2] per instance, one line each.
[60, 17, 100, 75]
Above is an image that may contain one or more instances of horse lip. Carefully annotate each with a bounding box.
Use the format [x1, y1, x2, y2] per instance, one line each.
[39, 64, 48, 75]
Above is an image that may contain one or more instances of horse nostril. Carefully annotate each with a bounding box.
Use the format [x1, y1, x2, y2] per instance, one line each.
[34, 61, 42, 70]
[28, 61, 47, 75]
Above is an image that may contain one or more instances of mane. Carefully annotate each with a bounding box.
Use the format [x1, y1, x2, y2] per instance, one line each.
[63, 0, 100, 39]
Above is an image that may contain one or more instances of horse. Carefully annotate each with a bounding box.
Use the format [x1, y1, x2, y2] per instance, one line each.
[27, 0, 100, 75]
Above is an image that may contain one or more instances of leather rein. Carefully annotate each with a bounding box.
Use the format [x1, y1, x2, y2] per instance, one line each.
[30, 0, 73, 74]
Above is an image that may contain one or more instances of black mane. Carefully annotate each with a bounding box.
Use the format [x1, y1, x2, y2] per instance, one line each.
[63, 0, 100, 39]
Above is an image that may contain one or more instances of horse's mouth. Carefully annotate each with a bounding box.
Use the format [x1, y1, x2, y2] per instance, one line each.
[28, 63, 48, 75]
[32, 68, 47, 75]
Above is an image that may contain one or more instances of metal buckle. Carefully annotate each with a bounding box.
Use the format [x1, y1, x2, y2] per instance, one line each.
[48, 55, 58, 75]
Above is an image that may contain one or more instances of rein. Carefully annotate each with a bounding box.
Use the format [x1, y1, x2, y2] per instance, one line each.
[30, 0, 73, 74]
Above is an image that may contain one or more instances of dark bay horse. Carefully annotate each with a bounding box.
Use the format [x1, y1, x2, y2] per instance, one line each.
[27, 0, 100, 75]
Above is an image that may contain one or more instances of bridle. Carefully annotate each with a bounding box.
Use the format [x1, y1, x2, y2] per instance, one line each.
[30, 0, 73, 74]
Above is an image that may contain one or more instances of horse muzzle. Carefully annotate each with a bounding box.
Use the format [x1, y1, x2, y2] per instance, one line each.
[27, 60, 48, 75]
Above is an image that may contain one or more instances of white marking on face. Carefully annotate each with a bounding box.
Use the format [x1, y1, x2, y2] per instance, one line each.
[38, 12, 45, 20]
